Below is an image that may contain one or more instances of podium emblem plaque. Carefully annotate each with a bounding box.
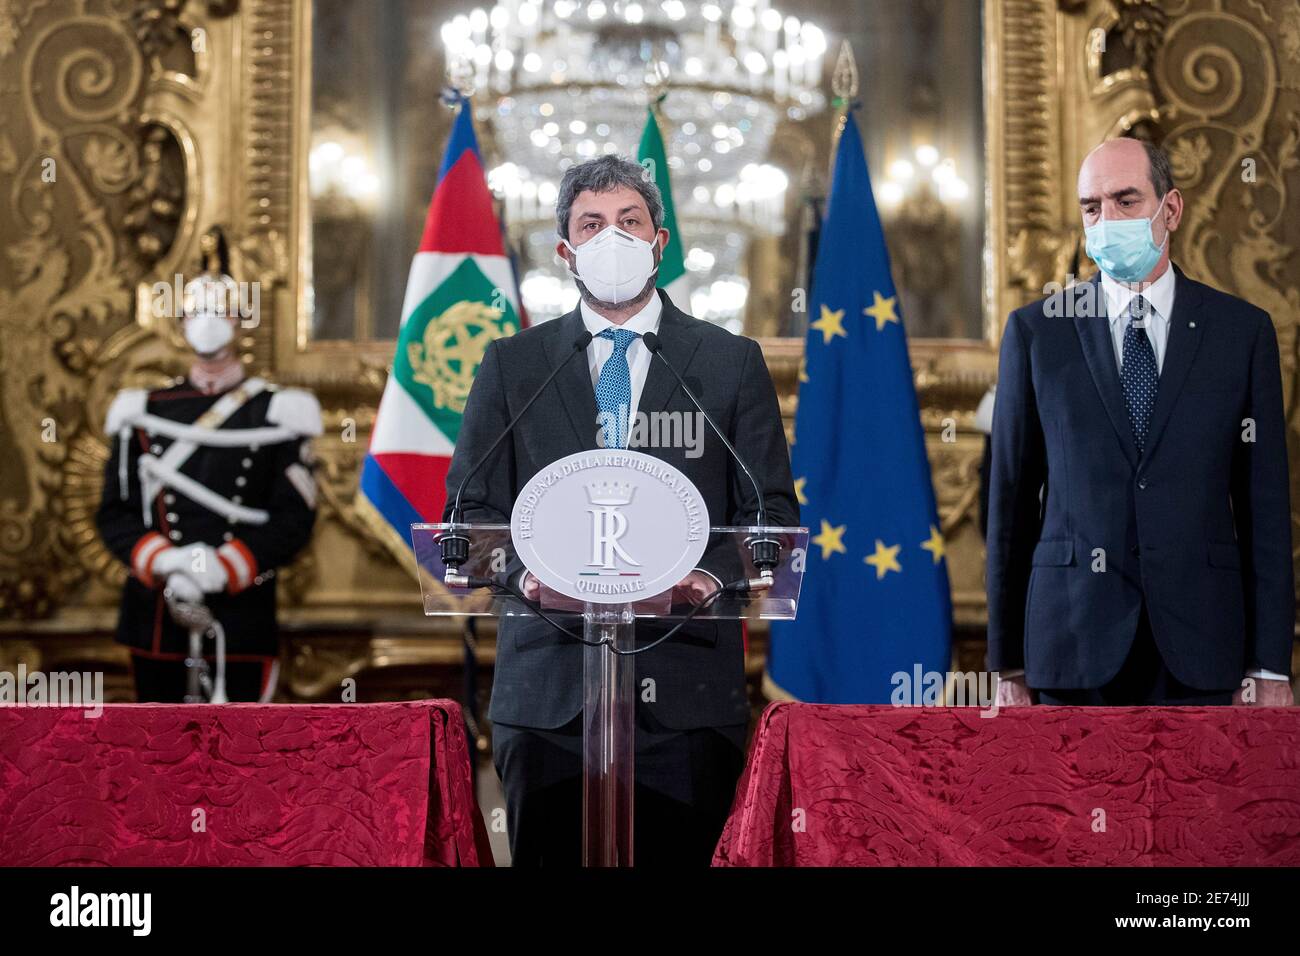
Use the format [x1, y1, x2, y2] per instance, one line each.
[510, 449, 709, 604]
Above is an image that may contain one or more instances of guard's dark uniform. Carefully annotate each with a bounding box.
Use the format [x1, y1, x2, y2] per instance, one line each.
[96, 375, 320, 702]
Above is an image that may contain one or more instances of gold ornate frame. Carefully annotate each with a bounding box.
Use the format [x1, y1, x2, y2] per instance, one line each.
[4, 0, 1297, 689]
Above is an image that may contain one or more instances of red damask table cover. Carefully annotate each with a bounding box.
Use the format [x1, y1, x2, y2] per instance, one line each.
[713, 703, 1300, 867]
[0, 700, 493, 866]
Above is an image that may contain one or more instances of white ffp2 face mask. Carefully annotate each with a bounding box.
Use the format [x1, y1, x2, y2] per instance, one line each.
[183, 313, 235, 355]
[562, 225, 659, 304]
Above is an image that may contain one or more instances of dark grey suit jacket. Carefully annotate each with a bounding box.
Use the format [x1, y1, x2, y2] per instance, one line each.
[444, 289, 799, 730]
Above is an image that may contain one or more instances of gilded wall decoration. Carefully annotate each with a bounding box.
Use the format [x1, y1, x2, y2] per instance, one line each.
[1151, 2, 1300, 423]
[4, 0, 1298, 688]
[0, 3, 176, 617]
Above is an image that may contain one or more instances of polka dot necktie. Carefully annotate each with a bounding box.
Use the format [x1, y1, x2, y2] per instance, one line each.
[595, 327, 638, 448]
[1121, 294, 1158, 454]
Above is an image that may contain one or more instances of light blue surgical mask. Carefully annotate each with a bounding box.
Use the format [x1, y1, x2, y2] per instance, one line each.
[1084, 191, 1169, 283]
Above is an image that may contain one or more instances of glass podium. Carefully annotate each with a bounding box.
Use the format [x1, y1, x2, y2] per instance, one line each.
[411, 522, 808, 867]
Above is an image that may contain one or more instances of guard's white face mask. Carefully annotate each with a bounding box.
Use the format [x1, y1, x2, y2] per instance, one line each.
[183, 313, 235, 355]
[562, 225, 659, 304]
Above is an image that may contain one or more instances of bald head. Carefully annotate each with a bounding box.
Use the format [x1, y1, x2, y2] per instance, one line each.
[1077, 137, 1182, 283]
[1078, 138, 1178, 221]
[1081, 138, 1172, 197]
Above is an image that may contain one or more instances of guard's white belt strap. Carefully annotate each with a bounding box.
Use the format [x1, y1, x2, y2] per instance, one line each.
[130, 415, 298, 447]
[138, 456, 270, 526]
[132, 379, 268, 527]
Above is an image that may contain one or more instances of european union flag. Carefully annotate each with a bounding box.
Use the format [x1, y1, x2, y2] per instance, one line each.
[768, 111, 952, 703]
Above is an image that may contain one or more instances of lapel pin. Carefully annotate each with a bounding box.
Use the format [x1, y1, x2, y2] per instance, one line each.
[1189, 321, 1196, 328]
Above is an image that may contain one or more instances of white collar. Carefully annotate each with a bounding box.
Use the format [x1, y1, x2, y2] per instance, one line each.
[1101, 266, 1175, 323]
[188, 359, 246, 395]
[579, 290, 663, 338]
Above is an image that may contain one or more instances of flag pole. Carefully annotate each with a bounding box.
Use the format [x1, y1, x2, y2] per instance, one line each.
[830, 39, 859, 173]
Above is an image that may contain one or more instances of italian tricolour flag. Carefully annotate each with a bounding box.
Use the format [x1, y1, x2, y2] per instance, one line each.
[358, 96, 523, 563]
[637, 103, 688, 304]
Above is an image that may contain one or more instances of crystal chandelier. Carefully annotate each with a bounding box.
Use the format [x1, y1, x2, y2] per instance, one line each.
[441, 0, 829, 328]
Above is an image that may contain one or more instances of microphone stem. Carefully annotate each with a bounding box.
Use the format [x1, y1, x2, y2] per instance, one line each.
[648, 349, 768, 530]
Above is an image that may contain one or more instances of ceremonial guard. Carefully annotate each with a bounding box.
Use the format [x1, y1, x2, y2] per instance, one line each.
[96, 229, 321, 702]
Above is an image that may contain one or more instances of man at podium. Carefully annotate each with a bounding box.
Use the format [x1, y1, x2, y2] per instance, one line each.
[445, 154, 799, 866]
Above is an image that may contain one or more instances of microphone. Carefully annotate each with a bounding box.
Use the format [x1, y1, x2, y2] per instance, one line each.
[441, 330, 593, 583]
[641, 331, 782, 584]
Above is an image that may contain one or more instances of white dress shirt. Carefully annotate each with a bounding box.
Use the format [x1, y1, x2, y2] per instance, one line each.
[1001, 266, 1285, 686]
[579, 291, 663, 427]
[1102, 266, 1174, 374]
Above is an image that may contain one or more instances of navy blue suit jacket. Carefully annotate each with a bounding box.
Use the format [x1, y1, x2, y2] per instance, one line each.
[986, 266, 1294, 689]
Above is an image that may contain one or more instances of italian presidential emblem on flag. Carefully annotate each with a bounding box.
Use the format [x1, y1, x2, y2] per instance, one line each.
[358, 94, 523, 565]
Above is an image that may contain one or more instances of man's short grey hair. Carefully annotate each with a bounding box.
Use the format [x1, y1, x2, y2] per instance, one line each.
[555, 154, 664, 241]
[1141, 140, 1175, 198]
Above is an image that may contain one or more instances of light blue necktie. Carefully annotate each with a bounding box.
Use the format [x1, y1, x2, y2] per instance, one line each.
[595, 327, 638, 448]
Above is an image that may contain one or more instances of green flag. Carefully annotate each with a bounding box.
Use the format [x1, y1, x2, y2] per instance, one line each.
[637, 105, 687, 292]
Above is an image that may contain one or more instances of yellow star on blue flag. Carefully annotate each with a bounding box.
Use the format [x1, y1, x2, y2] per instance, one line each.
[768, 108, 951, 703]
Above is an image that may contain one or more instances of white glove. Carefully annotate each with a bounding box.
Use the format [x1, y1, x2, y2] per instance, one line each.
[188, 545, 228, 593]
[151, 546, 193, 578]
[163, 572, 204, 605]
[154, 544, 227, 593]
